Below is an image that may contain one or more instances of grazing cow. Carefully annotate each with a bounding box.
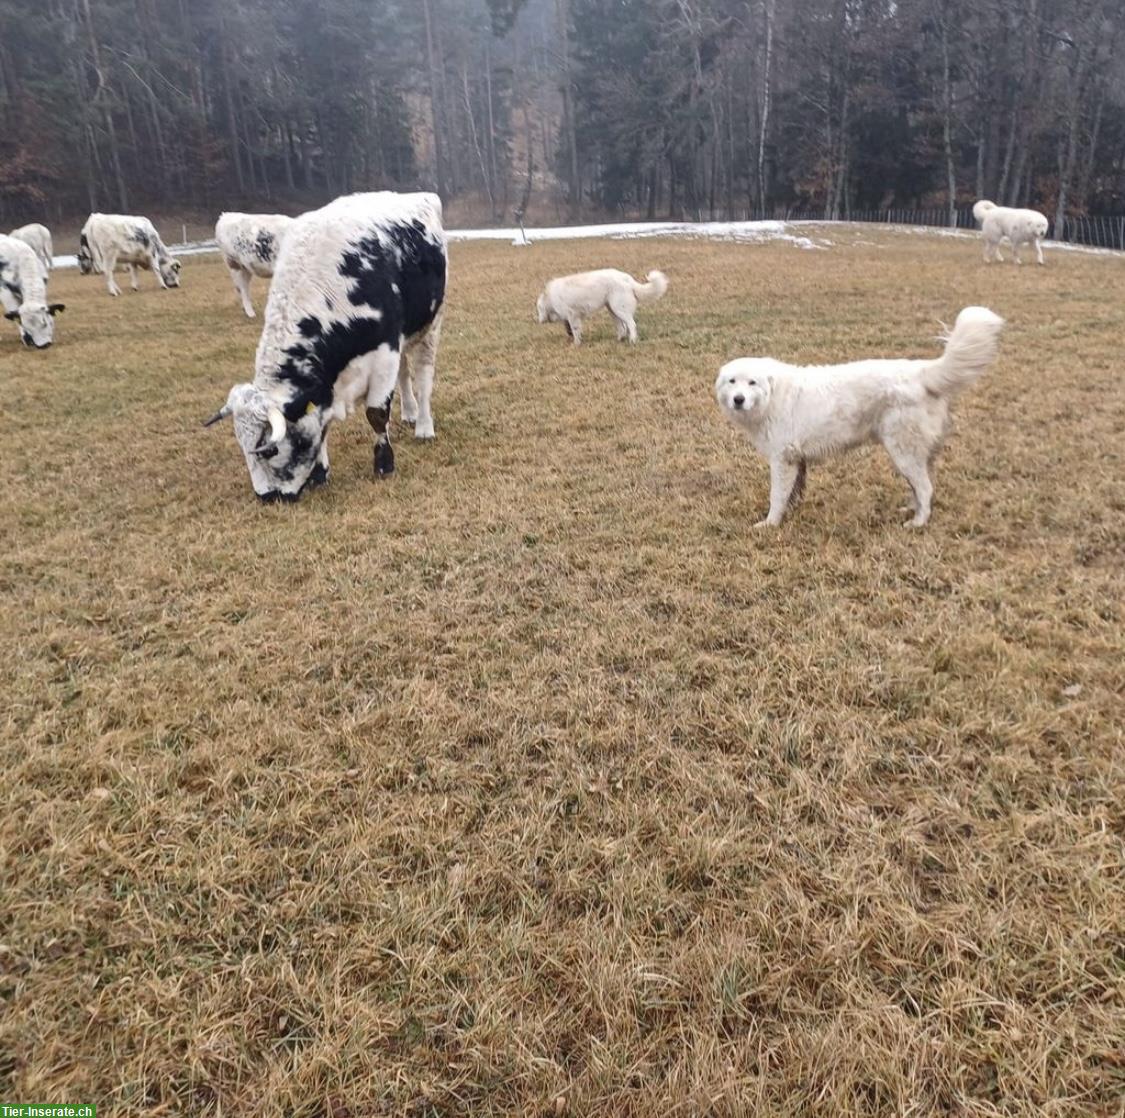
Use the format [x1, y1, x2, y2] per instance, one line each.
[973, 200, 1050, 265]
[203, 191, 447, 502]
[0, 234, 65, 348]
[77, 214, 182, 295]
[215, 212, 294, 318]
[10, 223, 53, 278]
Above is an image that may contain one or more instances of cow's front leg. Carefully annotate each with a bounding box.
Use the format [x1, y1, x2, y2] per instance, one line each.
[364, 345, 401, 477]
[308, 433, 330, 489]
[105, 252, 122, 297]
[229, 265, 255, 317]
[128, 264, 140, 291]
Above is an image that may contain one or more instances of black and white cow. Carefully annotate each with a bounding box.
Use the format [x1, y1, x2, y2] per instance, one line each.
[0, 233, 65, 348]
[77, 214, 182, 296]
[203, 191, 447, 502]
[215, 212, 294, 318]
[10, 223, 53, 278]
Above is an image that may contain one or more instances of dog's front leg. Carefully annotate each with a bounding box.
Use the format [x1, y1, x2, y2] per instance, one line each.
[755, 458, 801, 528]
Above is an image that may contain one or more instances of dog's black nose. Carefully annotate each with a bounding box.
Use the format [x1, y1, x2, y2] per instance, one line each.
[732, 394, 745, 408]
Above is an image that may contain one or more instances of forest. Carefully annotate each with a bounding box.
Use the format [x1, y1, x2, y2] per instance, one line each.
[1, 0, 1122, 230]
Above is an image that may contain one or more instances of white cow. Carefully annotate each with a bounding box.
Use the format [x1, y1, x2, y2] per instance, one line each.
[10, 223, 53, 278]
[204, 192, 447, 502]
[0, 234, 65, 348]
[215, 212, 294, 318]
[973, 200, 1050, 265]
[77, 214, 182, 295]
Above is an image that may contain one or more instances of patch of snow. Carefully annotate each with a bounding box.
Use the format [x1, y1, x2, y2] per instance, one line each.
[52, 239, 220, 271]
[446, 219, 831, 250]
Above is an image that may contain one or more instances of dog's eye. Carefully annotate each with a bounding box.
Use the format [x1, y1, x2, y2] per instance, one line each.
[748, 380, 756, 386]
[728, 377, 735, 384]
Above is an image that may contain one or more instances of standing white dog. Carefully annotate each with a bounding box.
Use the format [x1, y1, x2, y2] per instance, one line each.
[536, 268, 668, 344]
[973, 200, 1049, 265]
[715, 307, 1005, 528]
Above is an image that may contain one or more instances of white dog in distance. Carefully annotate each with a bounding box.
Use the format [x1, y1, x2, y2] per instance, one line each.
[715, 307, 1005, 528]
[536, 268, 668, 344]
[973, 200, 1049, 265]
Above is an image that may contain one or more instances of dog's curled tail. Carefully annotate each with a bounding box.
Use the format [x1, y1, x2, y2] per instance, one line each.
[633, 270, 669, 302]
[922, 306, 1004, 399]
[972, 199, 997, 224]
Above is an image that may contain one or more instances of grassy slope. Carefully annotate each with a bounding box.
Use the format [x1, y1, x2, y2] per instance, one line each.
[1, 232, 1123, 1116]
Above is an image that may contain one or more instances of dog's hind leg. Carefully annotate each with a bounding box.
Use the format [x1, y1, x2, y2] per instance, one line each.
[787, 460, 808, 509]
[885, 444, 935, 527]
[756, 458, 802, 528]
[608, 292, 639, 343]
[566, 315, 583, 345]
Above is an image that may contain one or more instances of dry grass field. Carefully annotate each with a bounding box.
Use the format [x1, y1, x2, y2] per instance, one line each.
[2, 229, 1123, 1117]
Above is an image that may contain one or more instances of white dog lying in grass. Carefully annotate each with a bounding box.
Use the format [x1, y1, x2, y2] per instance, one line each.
[974, 200, 1049, 265]
[536, 268, 668, 344]
[715, 307, 1005, 528]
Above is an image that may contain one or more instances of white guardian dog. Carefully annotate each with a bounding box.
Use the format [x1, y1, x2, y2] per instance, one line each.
[973, 200, 1049, 265]
[536, 268, 668, 344]
[715, 307, 1005, 529]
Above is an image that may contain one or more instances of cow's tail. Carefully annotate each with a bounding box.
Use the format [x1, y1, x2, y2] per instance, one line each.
[632, 270, 668, 303]
[920, 307, 1004, 399]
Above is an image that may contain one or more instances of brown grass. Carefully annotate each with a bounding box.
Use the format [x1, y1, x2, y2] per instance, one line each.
[1, 231, 1123, 1117]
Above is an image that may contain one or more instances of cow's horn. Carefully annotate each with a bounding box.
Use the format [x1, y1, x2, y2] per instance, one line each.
[267, 406, 287, 444]
[202, 405, 231, 428]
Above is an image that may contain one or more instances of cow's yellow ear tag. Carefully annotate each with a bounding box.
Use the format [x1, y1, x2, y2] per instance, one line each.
[306, 401, 317, 416]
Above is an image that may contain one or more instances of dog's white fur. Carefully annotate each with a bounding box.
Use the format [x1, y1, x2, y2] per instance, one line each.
[536, 268, 668, 344]
[973, 200, 1049, 265]
[715, 307, 1005, 528]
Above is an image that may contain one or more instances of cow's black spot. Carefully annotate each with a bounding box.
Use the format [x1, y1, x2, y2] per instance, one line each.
[298, 316, 322, 338]
[3, 280, 22, 303]
[271, 423, 315, 483]
[253, 230, 276, 262]
[132, 226, 151, 249]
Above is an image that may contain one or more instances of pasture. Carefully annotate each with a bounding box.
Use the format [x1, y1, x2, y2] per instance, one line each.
[2, 230, 1123, 1116]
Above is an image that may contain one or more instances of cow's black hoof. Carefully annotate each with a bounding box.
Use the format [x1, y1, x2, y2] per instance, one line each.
[375, 443, 395, 477]
[307, 463, 330, 489]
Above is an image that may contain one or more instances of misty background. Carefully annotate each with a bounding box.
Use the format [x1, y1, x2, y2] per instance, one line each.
[1, 0, 1122, 235]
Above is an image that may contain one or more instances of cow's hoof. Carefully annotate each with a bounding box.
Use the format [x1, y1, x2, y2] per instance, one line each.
[307, 463, 330, 489]
[414, 422, 435, 440]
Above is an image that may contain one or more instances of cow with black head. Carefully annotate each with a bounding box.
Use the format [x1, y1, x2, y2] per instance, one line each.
[204, 191, 447, 502]
[0, 234, 65, 349]
[78, 214, 182, 296]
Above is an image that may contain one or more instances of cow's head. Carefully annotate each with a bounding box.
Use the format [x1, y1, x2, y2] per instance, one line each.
[203, 383, 327, 502]
[5, 301, 64, 348]
[160, 256, 182, 288]
[77, 237, 94, 275]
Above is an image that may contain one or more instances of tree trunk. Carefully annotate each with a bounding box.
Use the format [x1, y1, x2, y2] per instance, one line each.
[935, 0, 958, 226]
[421, 0, 447, 198]
[78, 0, 128, 209]
[756, 0, 774, 210]
[556, 0, 581, 216]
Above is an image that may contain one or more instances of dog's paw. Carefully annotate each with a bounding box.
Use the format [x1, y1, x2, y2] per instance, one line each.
[753, 518, 780, 530]
[903, 516, 928, 529]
